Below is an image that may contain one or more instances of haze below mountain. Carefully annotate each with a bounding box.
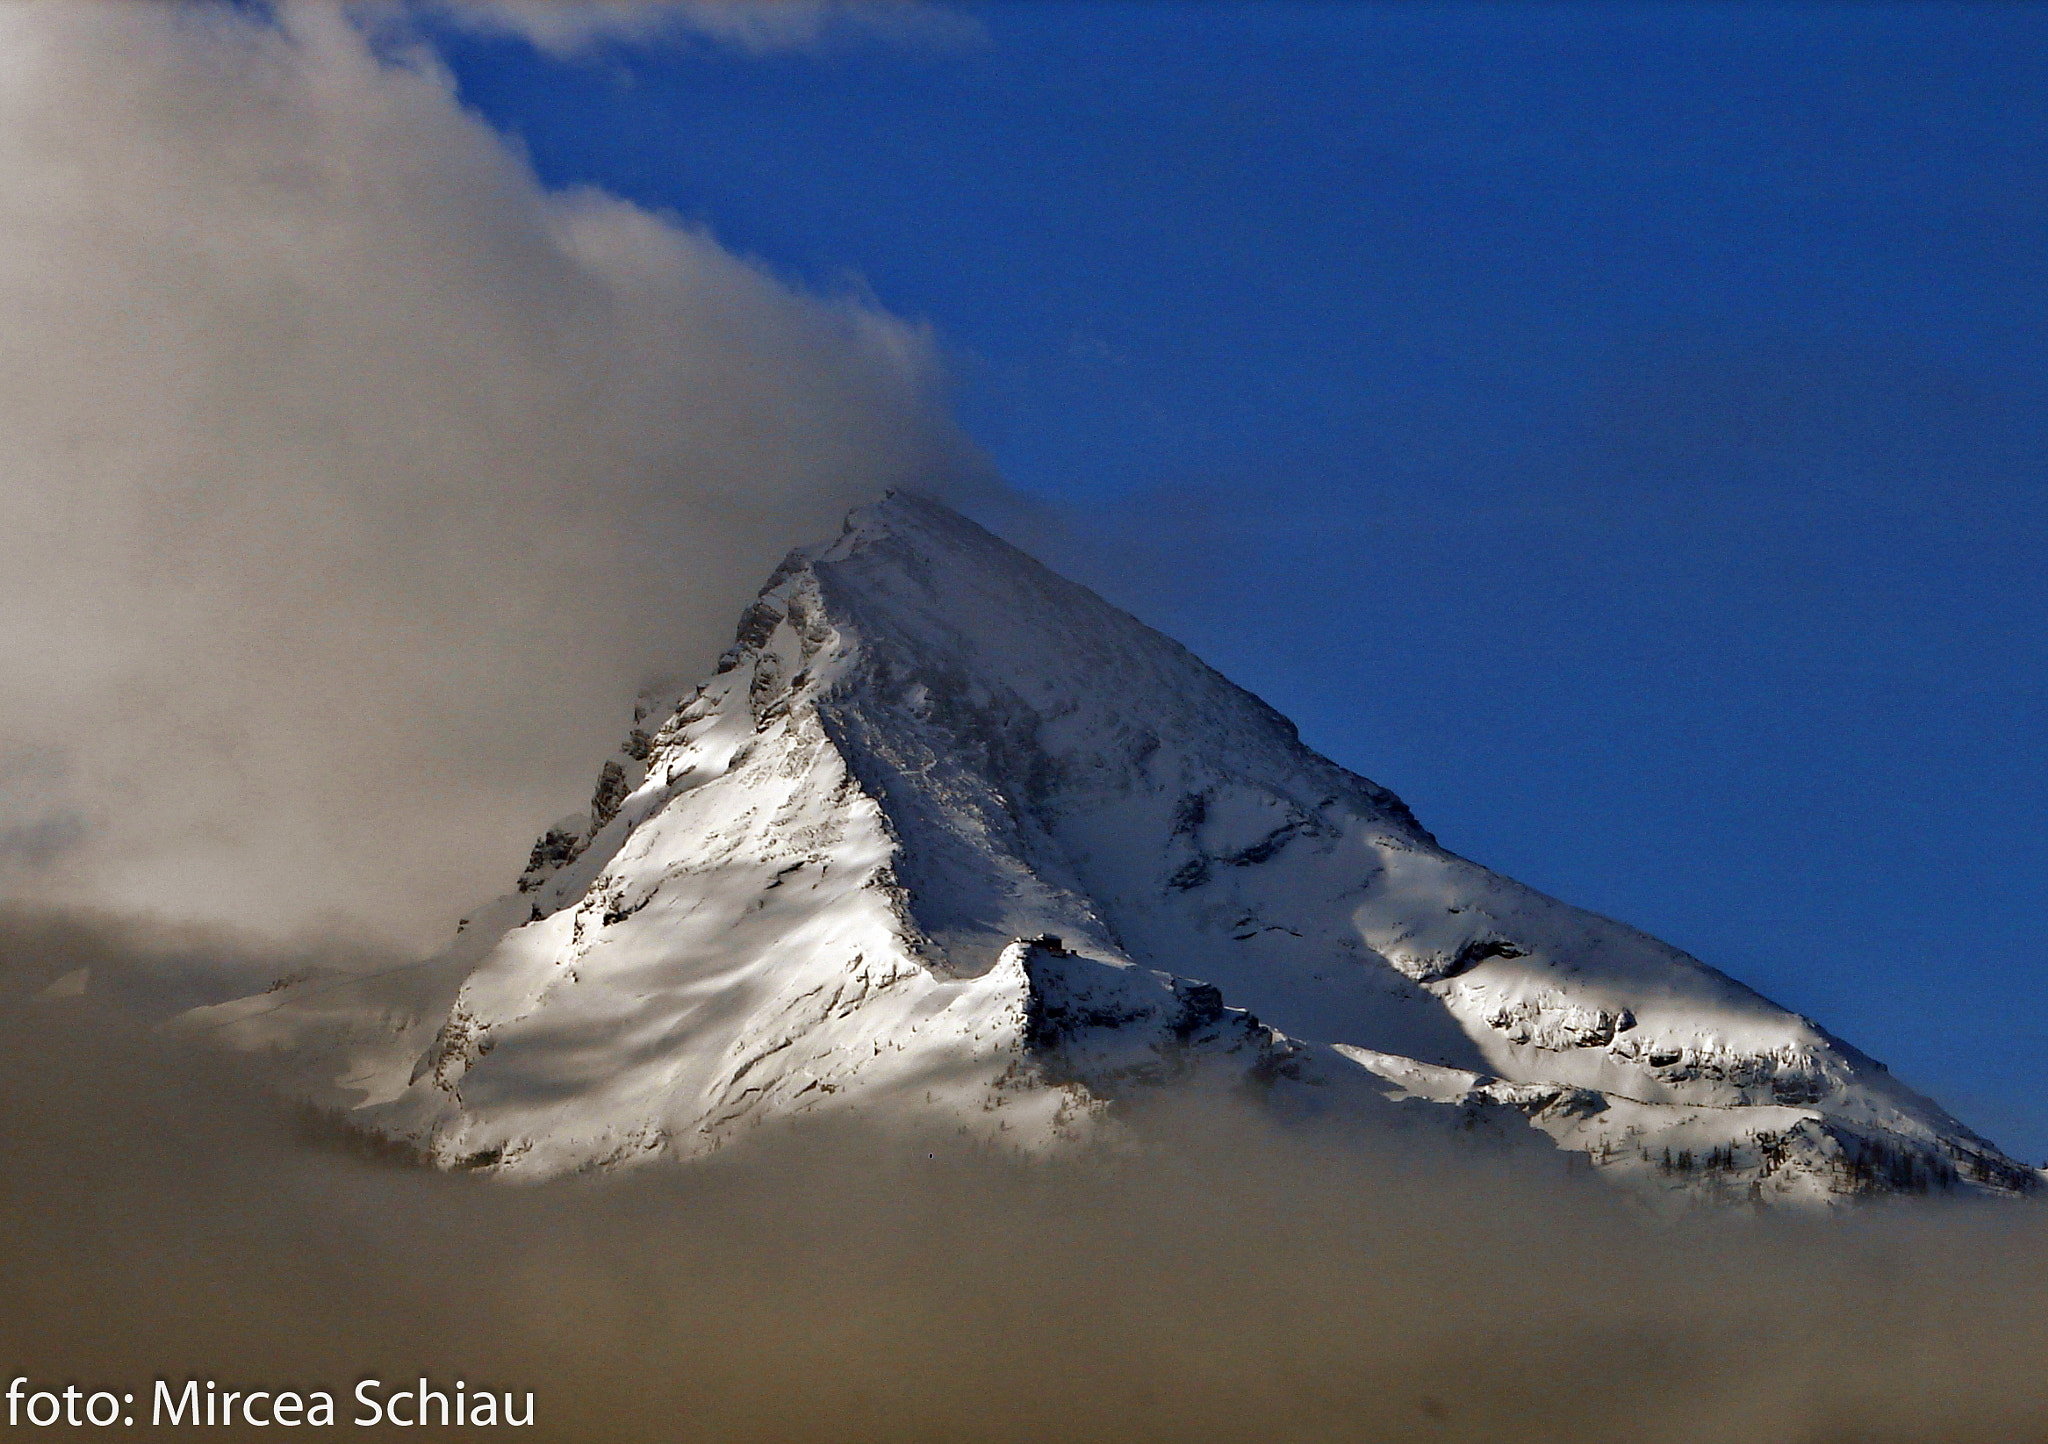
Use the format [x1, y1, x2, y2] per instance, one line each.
[6, 921, 2048, 1444]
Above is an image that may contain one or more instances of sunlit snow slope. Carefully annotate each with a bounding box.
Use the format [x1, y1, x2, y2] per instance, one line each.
[195, 493, 2036, 1205]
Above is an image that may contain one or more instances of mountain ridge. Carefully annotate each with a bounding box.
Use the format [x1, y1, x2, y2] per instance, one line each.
[191, 490, 2037, 1206]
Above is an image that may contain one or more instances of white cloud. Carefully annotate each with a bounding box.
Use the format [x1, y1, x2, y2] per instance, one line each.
[416, 0, 984, 56]
[0, 1, 980, 946]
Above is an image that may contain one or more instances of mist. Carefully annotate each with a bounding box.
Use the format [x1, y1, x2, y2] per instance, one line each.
[1, 917, 2045, 1443]
[0, 2, 977, 948]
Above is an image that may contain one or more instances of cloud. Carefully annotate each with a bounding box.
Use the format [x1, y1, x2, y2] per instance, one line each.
[0, 1, 981, 948]
[415, 0, 984, 56]
[8, 932, 2048, 1444]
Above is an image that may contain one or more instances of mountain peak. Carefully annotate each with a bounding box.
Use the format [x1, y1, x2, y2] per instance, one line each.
[191, 492, 2037, 1207]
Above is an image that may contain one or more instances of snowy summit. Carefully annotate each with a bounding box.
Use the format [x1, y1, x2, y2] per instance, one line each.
[196, 492, 2037, 1206]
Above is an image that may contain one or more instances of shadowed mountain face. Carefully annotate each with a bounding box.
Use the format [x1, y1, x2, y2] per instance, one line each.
[194, 492, 2035, 1206]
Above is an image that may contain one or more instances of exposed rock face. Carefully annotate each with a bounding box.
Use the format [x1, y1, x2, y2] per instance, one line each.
[193, 492, 2036, 1206]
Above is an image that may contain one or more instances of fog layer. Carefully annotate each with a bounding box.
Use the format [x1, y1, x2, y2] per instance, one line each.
[4, 920, 2048, 1444]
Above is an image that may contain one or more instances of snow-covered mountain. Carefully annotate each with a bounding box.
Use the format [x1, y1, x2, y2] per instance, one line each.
[192, 492, 2037, 1206]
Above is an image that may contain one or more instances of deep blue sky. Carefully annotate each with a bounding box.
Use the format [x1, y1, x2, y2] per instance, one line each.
[431, 3, 2048, 1158]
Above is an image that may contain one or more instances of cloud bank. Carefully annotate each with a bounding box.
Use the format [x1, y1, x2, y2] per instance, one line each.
[0, 2, 977, 947]
[6, 931, 2048, 1444]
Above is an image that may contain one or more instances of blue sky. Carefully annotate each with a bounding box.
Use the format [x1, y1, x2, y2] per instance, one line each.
[429, 3, 2048, 1158]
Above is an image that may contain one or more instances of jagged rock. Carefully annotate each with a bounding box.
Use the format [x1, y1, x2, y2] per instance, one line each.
[589, 760, 629, 830]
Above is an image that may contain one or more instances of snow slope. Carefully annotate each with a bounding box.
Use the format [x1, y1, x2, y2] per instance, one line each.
[191, 492, 2036, 1205]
